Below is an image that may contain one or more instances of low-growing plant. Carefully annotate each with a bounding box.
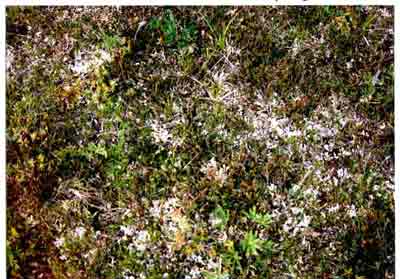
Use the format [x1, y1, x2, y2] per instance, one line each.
[222, 240, 242, 271]
[101, 32, 122, 50]
[211, 205, 230, 230]
[240, 231, 264, 257]
[201, 11, 238, 51]
[245, 206, 273, 228]
[160, 9, 177, 45]
[149, 9, 198, 48]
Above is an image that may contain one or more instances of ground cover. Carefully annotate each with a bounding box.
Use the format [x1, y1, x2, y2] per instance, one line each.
[6, 6, 394, 279]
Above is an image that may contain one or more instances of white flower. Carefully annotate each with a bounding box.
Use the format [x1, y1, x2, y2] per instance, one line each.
[267, 184, 277, 192]
[201, 158, 217, 174]
[120, 225, 135, 237]
[291, 207, 303, 215]
[298, 215, 311, 228]
[320, 127, 335, 138]
[188, 266, 201, 278]
[339, 118, 348, 128]
[190, 254, 206, 265]
[149, 200, 162, 219]
[304, 188, 319, 199]
[133, 230, 150, 252]
[207, 258, 220, 270]
[54, 237, 65, 248]
[337, 168, 348, 179]
[323, 144, 331, 151]
[70, 48, 112, 75]
[150, 122, 172, 144]
[147, 119, 183, 147]
[347, 205, 357, 218]
[135, 240, 148, 252]
[137, 230, 149, 242]
[380, 8, 391, 17]
[201, 158, 229, 184]
[215, 165, 229, 184]
[328, 204, 340, 213]
[342, 149, 352, 156]
[71, 59, 89, 74]
[74, 226, 86, 239]
[83, 248, 97, 262]
[283, 218, 293, 233]
[97, 49, 112, 63]
[163, 198, 180, 214]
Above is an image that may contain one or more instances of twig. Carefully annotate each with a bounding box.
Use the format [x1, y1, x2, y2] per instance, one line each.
[134, 21, 147, 44]
[220, 90, 235, 101]
[182, 153, 200, 170]
[223, 54, 236, 69]
[189, 76, 213, 99]
[363, 36, 370, 47]
[209, 56, 225, 71]
[298, 167, 314, 186]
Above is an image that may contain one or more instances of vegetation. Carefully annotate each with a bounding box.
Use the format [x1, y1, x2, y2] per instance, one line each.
[6, 6, 394, 279]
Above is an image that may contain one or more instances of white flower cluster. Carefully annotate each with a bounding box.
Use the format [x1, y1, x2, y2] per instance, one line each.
[54, 236, 65, 248]
[70, 49, 112, 75]
[283, 213, 312, 236]
[184, 266, 202, 279]
[149, 120, 173, 144]
[147, 117, 184, 147]
[184, 254, 223, 279]
[346, 204, 357, 218]
[200, 158, 229, 184]
[305, 122, 337, 138]
[149, 198, 190, 241]
[130, 230, 150, 252]
[269, 117, 302, 139]
[119, 224, 151, 253]
[74, 226, 87, 239]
